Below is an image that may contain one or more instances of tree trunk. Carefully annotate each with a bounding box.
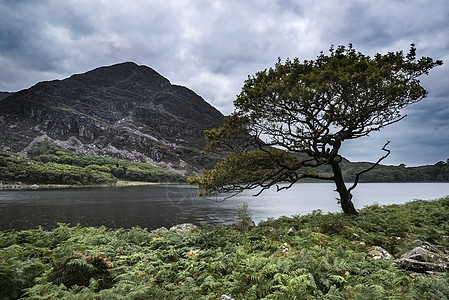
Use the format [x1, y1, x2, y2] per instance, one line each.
[331, 160, 359, 216]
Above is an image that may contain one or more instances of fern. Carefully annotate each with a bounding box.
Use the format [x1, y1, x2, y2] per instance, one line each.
[2, 197, 449, 299]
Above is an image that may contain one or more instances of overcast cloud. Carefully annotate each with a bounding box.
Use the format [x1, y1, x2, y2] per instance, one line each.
[1, 0, 448, 166]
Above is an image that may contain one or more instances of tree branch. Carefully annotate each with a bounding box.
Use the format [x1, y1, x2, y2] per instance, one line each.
[348, 141, 391, 193]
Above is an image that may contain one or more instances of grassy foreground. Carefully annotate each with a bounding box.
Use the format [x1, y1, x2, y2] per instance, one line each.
[1, 197, 449, 299]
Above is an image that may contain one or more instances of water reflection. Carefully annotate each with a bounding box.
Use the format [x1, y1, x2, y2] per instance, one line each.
[0, 185, 239, 230]
[1, 183, 448, 231]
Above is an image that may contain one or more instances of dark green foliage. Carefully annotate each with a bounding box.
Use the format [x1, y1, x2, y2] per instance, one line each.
[0, 143, 185, 186]
[192, 44, 443, 215]
[1, 197, 448, 299]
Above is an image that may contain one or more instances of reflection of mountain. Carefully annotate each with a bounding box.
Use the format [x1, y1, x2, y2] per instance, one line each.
[0, 62, 224, 174]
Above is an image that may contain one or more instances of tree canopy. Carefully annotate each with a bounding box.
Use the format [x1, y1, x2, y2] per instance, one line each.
[190, 44, 442, 215]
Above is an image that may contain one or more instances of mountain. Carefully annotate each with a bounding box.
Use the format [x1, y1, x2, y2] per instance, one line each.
[0, 62, 224, 174]
[0, 91, 13, 101]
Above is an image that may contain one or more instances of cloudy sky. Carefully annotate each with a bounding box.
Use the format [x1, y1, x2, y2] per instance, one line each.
[1, 0, 448, 166]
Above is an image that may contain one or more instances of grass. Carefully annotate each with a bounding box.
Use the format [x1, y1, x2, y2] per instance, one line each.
[0, 197, 448, 299]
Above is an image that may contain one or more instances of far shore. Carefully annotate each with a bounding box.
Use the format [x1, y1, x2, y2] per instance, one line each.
[0, 180, 187, 190]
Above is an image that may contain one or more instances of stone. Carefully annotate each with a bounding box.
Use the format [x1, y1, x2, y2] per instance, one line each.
[395, 241, 449, 273]
[169, 223, 198, 233]
[287, 227, 296, 235]
[152, 226, 168, 233]
[367, 246, 392, 260]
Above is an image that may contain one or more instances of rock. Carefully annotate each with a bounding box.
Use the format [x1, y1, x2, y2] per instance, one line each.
[0, 181, 23, 189]
[395, 241, 449, 273]
[279, 242, 290, 253]
[152, 226, 168, 233]
[169, 223, 198, 233]
[220, 294, 236, 300]
[287, 227, 296, 235]
[367, 246, 392, 260]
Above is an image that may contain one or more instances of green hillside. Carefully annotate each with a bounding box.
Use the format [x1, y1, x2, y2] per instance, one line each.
[0, 142, 185, 187]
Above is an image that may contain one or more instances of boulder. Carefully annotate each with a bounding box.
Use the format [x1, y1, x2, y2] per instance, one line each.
[395, 241, 449, 273]
[169, 223, 198, 233]
[367, 246, 392, 260]
[152, 226, 168, 233]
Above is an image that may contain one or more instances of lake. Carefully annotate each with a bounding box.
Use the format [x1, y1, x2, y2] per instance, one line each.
[0, 183, 448, 231]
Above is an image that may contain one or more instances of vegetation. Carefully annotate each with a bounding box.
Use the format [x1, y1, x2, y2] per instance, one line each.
[324, 159, 449, 183]
[0, 142, 185, 187]
[191, 44, 443, 215]
[1, 197, 448, 299]
[1, 143, 447, 189]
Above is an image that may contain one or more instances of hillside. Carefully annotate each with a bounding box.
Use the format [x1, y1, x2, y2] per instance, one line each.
[0, 63, 224, 175]
[0, 145, 185, 188]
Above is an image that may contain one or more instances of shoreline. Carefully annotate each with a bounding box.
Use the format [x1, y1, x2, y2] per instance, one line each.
[0, 180, 446, 191]
[0, 180, 186, 190]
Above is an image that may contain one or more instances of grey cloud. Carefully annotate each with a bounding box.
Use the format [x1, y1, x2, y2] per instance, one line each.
[341, 94, 449, 166]
[0, 0, 448, 165]
[0, 0, 98, 75]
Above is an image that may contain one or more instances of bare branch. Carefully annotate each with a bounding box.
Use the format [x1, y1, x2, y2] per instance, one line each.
[348, 141, 391, 193]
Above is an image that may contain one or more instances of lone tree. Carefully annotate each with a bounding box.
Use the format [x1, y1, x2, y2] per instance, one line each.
[190, 44, 442, 215]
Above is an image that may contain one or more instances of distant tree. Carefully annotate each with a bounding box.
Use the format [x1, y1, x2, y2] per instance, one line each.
[190, 44, 442, 215]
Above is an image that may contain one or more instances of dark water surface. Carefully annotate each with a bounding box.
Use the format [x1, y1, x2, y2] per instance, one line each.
[1, 183, 448, 231]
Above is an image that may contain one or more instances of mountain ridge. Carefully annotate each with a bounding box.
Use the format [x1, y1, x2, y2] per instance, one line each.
[0, 62, 224, 174]
[0, 91, 13, 101]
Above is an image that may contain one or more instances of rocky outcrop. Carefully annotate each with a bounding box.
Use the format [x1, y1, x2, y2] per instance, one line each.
[0, 62, 224, 174]
[395, 241, 449, 273]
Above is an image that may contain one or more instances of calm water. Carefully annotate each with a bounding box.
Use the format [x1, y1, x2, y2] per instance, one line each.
[0, 183, 448, 231]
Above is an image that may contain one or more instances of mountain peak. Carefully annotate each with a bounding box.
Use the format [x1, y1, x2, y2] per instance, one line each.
[0, 63, 223, 174]
[68, 62, 171, 90]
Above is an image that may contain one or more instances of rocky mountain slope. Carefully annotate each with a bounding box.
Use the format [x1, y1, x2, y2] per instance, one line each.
[0, 91, 13, 101]
[0, 62, 224, 174]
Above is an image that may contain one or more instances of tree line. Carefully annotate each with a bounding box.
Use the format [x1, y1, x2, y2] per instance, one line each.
[274, 157, 449, 183]
[340, 160, 449, 183]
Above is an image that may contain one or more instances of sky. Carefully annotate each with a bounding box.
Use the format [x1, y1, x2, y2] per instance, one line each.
[0, 0, 448, 166]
